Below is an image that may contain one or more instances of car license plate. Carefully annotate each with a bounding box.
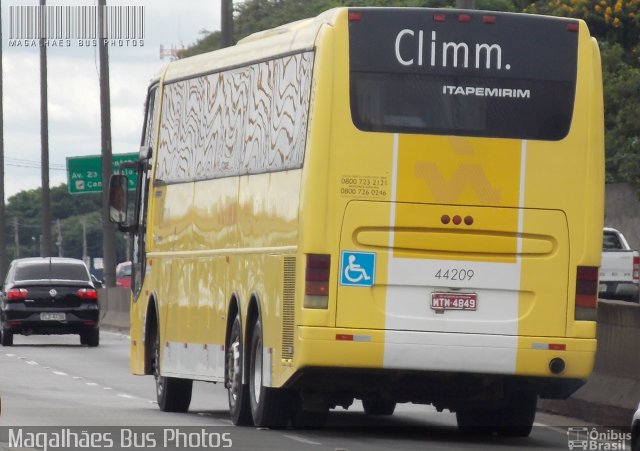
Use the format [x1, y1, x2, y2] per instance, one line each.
[431, 292, 477, 311]
[40, 312, 66, 321]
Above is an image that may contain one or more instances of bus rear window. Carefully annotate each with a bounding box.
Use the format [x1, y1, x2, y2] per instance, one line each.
[349, 8, 579, 141]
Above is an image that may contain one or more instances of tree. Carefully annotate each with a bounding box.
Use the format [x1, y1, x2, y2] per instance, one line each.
[179, 30, 222, 58]
[4, 184, 127, 270]
[602, 43, 640, 182]
[525, 1, 640, 57]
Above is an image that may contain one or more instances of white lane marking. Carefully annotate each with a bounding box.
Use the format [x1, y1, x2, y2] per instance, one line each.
[103, 330, 131, 340]
[283, 434, 322, 446]
[5, 348, 158, 407]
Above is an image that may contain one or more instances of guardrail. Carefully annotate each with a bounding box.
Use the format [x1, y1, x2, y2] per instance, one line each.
[97, 288, 639, 426]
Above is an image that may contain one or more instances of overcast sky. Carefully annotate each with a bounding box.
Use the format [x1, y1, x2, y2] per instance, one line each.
[1, 0, 220, 199]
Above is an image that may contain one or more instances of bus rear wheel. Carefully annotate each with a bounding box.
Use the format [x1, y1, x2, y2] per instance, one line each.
[456, 392, 537, 437]
[226, 313, 252, 425]
[153, 332, 192, 412]
[248, 317, 291, 428]
[494, 392, 537, 437]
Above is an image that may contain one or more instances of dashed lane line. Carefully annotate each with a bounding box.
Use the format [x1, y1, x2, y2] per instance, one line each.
[282, 434, 322, 446]
[3, 351, 153, 405]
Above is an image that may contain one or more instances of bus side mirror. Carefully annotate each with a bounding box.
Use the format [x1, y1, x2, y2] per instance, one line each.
[108, 174, 128, 224]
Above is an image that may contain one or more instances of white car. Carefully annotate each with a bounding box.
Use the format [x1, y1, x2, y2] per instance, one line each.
[600, 227, 640, 301]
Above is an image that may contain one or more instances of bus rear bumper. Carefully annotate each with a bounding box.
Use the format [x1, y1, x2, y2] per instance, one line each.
[296, 326, 596, 381]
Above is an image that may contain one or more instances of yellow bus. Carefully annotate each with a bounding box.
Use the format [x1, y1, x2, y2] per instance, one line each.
[110, 6, 604, 435]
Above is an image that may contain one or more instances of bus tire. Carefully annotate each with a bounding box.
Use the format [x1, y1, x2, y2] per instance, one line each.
[456, 408, 496, 436]
[362, 396, 396, 416]
[248, 317, 291, 428]
[457, 392, 536, 437]
[227, 313, 252, 425]
[153, 332, 192, 412]
[494, 392, 537, 437]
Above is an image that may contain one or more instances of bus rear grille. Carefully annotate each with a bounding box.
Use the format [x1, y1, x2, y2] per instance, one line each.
[282, 256, 296, 360]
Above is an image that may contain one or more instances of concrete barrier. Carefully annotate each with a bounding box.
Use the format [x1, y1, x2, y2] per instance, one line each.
[97, 287, 131, 332]
[540, 299, 640, 426]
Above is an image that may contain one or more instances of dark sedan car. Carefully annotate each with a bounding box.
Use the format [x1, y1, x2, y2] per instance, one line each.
[0, 257, 100, 347]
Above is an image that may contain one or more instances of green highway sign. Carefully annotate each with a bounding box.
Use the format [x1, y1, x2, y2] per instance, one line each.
[66, 153, 138, 194]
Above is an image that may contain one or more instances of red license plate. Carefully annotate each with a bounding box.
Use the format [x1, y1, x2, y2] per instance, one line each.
[431, 292, 477, 311]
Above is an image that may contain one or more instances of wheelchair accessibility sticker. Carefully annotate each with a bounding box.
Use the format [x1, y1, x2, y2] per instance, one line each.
[340, 251, 376, 287]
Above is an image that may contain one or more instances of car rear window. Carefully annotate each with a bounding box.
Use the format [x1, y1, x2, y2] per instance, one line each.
[117, 264, 131, 277]
[15, 263, 90, 282]
[603, 232, 623, 251]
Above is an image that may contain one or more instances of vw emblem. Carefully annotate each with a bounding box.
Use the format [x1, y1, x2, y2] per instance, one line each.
[49, 289, 57, 297]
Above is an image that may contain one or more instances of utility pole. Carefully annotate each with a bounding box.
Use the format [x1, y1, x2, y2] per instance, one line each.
[13, 218, 19, 258]
[82, 217, 90, 270]
[0, 5, 6, 279]
[455, 0, 476, 8]
[82, 217, 87, 261]
[221, 0, 233, 48]
[39, 0, 51, 257]
[99, 0, 116, 287]
[56, 219, 63, 257]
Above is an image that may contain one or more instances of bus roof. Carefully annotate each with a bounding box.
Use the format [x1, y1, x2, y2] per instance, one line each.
[159, 6, 586, 86]
[161, 8, 342, 84]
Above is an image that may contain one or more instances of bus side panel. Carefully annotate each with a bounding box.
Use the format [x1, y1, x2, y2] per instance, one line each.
[237, 170, 301, 387]
[515, 23, 603, 374]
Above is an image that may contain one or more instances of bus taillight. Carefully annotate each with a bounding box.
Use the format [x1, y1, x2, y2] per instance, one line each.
[566, 22, 579, 32]
[575, 266, 598, 321]
[304, 254, 330, 308]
